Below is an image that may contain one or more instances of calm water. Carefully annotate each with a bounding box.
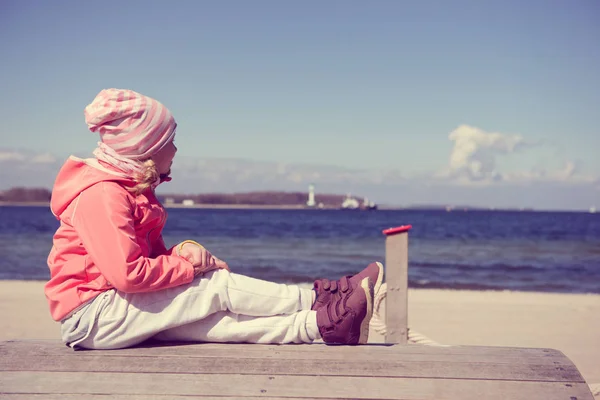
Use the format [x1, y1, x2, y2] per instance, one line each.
[1, 206, 599, 293]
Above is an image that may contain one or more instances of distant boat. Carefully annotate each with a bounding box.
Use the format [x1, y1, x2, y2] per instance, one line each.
[341, 194, 360, 210]
[591, 207, 597, 214]
[341, 194, 378, 210]
[363, 197, 378, 211]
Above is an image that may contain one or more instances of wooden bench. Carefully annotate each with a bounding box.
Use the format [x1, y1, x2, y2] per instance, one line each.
[0, 226, 594, 399]
[1, 339, 592, 399]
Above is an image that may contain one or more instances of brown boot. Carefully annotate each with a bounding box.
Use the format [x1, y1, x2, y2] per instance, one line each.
[312, 262, 384, 311]
[316, 276, 374, 345]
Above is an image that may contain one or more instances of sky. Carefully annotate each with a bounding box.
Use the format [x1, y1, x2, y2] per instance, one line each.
[0, 0, 598, 210]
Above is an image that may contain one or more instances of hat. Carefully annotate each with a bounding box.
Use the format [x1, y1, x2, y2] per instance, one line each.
[84, 88, 177, 160]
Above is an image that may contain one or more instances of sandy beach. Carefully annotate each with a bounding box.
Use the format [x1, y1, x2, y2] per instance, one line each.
[1, 280, 598, 395]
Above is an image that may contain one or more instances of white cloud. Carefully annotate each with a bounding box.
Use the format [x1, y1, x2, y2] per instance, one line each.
[0, 149, 62, 190]
[31, 153, 57, 164]
[434, 125, 600, 187]
[0, 141, 597, 210]
[503, 161, 597, 184]
[0, 151, 26, 162]
[444, 124, 529, 182]
[557, 161, 576, 180]
[175, 157, 409, 189]
[0, 149, 57, 164]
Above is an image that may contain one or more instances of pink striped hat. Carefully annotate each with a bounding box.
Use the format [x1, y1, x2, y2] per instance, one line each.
[84, 88, 177, 160]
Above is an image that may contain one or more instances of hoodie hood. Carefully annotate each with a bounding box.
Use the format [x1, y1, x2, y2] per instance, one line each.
[50, 156, 135, 218]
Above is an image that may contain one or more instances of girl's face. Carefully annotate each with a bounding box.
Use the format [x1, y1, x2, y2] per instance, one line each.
[153, 140, 178, 176]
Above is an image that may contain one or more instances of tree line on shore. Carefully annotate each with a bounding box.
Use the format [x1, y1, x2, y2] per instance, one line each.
[0, 187, 52, 203]
[159, 192, 346, 207]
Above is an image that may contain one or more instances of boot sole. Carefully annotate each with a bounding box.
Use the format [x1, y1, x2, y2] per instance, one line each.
[358, 277, 373, 344]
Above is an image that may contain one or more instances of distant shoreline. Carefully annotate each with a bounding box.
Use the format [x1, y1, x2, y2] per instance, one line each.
[0, 201, 341, 210]
[0, 201, 596, 213]
[0, 201, 51, 207]
[0, 201, 363, 211]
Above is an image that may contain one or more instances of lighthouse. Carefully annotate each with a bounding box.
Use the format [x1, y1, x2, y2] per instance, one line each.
[306, 184, 316, 207]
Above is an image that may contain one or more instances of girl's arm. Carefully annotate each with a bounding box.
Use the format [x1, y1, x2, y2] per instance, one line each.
[150, 235, 176, 257]
[72, 181, 195, 293]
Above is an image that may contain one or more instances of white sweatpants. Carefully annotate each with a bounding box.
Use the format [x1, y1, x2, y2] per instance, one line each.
[71, 269, 320, 349]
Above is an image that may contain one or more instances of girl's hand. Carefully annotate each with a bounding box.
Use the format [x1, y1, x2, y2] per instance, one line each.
[178, 241, 230, 276]
[179, 242, 214, 268]
[212, 256, 230, 272]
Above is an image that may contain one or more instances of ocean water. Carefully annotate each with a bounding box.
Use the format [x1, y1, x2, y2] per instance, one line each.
[1, 206, 599, 294]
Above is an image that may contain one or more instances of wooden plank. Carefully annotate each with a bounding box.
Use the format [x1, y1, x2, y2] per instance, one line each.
[1, 352, 583, 382]
[0, 345, 577, 366]
[0, 341, 577, 367]
[0, 395, 344, 400]
[0, 340, 566, 359]
[1, 371, 594, 400]
[0, 341, 593, 399]
[384, 232, 408, 344]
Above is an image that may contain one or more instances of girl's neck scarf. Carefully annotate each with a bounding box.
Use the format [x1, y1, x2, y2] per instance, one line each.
[92, 142, 162, 190]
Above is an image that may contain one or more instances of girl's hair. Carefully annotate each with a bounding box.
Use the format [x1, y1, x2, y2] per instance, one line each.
[129, 159, 159, 196]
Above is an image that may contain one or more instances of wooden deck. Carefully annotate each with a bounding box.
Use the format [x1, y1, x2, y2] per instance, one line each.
[0, 339, 593, 399]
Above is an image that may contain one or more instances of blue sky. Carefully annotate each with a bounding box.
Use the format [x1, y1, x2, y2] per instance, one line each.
[1, 0, 598, 210]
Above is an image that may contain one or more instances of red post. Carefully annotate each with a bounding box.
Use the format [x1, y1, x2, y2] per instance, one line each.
[382, 225, 412, 344]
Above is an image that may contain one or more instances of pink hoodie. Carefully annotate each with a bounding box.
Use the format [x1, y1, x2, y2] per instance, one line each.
[45, 157, 195, 321]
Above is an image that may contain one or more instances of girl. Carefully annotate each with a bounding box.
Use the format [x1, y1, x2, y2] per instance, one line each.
[44, 88, 384, 350]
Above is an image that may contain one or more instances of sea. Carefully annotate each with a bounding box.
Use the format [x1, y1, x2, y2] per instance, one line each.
[1, 206, 599, 294]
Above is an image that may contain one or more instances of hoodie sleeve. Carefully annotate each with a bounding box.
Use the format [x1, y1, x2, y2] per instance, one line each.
[72, 181, 195, 293]
[150, 235, 177, 257]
